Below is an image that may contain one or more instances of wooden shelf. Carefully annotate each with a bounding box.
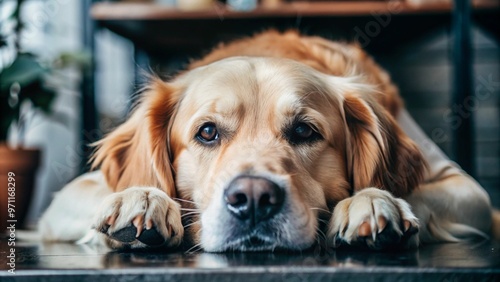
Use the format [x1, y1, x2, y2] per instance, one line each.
[91, 0, 499, 20]
[89, 0, 499, 56]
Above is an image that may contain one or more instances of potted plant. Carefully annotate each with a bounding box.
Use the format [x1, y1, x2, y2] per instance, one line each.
[0, 0, 56, 232]
[1, 1, 91, 233]
[0, 54, 54, 232]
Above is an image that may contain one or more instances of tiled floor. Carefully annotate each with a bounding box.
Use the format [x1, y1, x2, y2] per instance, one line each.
[1, 238, 499, 281]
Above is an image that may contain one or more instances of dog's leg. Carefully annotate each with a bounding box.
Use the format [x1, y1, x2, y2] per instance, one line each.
[39, 171, 112, 242]
[93, 187, 184, 249]
[405, 175, 492, 242]
[397, 109, 493, 242]
[327, 188, 420, 250]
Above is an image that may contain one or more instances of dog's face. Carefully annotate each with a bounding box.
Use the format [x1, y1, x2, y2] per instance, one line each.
[93, 57, 424, 252]
[171, 58, 351, 251]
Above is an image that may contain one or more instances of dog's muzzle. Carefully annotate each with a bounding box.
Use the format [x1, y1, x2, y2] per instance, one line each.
[201, 174, 316, 251]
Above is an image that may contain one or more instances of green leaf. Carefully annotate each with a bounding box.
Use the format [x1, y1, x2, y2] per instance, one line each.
[0, 53, 47, 92]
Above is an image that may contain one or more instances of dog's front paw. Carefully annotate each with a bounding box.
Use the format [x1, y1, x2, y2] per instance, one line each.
[94, 187, 183, 249]
[327, 188, 419, 250]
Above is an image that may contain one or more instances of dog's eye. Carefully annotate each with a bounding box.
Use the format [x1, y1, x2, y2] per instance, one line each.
[196, 123, 219, 143]
[286, 122, 322, 145]
[294, 123, 313, 139]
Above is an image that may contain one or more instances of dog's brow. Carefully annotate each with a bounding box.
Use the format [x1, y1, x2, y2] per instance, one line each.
[276, 93, 301, 118]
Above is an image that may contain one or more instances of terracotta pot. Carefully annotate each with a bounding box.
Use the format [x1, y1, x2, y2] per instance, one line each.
[0, 145, 40, 233]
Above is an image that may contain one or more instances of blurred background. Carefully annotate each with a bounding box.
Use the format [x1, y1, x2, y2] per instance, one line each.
[0, 0, 498, 229]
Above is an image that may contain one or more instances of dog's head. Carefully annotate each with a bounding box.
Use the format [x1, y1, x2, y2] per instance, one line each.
[92, 57, 425, 251]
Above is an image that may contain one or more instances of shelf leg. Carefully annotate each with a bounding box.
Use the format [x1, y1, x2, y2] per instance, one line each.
[452, 0, 475, 177]
[81, 0, 98, 173]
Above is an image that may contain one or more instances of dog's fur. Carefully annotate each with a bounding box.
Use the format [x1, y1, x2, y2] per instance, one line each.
[39, 30, 498, 251]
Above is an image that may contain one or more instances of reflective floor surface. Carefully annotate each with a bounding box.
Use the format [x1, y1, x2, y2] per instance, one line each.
[1, 237, 499, 281]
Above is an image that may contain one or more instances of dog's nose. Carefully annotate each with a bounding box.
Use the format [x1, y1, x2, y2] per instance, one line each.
[224, 176, 284, 224]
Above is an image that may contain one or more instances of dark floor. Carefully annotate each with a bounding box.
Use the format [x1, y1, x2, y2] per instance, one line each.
[1, 238, 499, 281]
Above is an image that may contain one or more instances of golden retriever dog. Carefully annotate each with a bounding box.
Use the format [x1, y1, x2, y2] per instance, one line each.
[39, 30, 499, 251]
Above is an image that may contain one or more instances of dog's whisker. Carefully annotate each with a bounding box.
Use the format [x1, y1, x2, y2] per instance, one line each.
[310, 207, 332, 214]
[183, 221, 199, 229]
[315, 226, 327, 241]
[180, 208, 201, 212]
[181, 211, 201, 218]
[185, 243, 203, 254]
[317, 217, 329, 224]
[174, 198, 196, 204]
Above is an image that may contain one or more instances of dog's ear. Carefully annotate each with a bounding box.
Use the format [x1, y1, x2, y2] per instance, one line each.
[91, 78, 181, 197]
[342, 93, 426, 197]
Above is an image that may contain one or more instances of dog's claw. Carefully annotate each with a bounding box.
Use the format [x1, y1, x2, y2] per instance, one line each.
[133, 215, 144, 237]
[377, 216, 387, 234]
[403, 220, 411, 232]
[358, 221, 371, 237]
[146, 219, 154, 230]
[106, 214, 117, 226]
